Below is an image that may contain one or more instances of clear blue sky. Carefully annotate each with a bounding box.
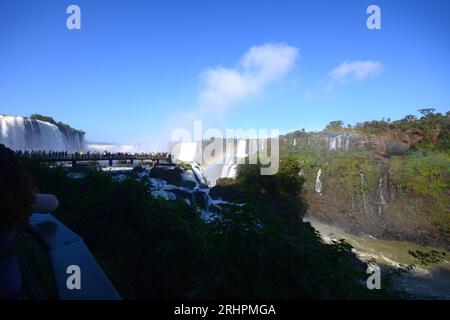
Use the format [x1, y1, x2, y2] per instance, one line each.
[1, 0, 449, 145]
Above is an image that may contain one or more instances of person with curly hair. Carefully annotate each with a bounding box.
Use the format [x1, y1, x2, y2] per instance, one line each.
[0, 144, 58, 299]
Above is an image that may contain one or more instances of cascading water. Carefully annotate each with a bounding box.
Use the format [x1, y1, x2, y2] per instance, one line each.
[173, 141, 201, 163]
[174, 139, 249, 187]
[315, 169, 322, 194]
[378, 178, 387, 214]
[293, 138, 297, 147]
[191, 162, 210, 186]
[329, 135, 343, 151]
[336, 135, 342, 149]
[344, 134, 351, 151]
[360, 173, 369, 213]
[220, 139, 247, 179]
[0, 115, 85, 151]
[329, 137, 335, 151]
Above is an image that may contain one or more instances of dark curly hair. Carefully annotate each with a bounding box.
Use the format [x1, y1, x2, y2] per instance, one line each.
[0, 144, 36, 232]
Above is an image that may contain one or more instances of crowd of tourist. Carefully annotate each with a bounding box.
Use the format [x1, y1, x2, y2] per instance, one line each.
[14, 150, 172, 162]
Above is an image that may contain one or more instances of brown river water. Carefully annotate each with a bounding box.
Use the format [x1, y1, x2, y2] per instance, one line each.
[306, 218, 450, 299]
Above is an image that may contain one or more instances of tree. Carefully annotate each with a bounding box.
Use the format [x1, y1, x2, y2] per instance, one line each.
[325, 120, 344, 131]
[403, 114, 417, 122]
[418, 108, 436, 117]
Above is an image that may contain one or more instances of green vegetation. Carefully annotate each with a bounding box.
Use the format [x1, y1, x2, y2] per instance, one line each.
[313, 109, 449, 151]
[14, 109, 447, 299]
[279, 110, 450, 249]
[20, 157, 401, 299]
[177, 161, 193, 171]
[353, 109, 449, 151]
[30, 114, 85, 134]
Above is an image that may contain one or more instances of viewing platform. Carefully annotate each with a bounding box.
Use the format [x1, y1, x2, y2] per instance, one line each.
[16, 151, 176, 167]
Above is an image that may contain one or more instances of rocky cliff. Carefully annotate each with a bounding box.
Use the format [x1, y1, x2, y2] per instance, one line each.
[280, 112, 450, 249]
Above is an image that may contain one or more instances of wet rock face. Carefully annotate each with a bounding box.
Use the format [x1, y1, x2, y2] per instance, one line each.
[148, 166, 196, 190]
[169, 188, 194, 204]
[305, 167, 450, 250]
[143, 165, 212, 211]
[142, 164, 242, 218]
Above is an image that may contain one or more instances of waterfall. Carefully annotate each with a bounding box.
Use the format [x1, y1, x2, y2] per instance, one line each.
[191, 139, 249, 186]
[174, 142, 201, 163]
[293, 138, 297, 147]
[329, 136, 336, 151]
[236, 139, 247, 158]
[221, 142, 237, 179]
[315, 169, 322, 194]
[0, 115, 85, 152]
[329, 135, 343, 151]
[191, 162, 210, 186]
[344, 134, 350, 151]
[174, 139, 251, 186]
[378, 178, 386, 205]
[378, 178, 387, 214]
[220, 139, 247, 179]
[360, 173, 368, 213]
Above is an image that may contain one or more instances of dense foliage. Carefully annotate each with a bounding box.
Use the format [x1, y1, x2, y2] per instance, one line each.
[279, 110, 449, 249]
[343, 109, 448, 151]
[20, 157, 398, 299]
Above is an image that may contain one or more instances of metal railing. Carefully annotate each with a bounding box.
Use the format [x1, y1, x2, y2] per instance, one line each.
[24, 213, 121, 300]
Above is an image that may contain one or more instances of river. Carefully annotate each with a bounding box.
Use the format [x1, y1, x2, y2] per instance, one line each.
[306, 218, 450, 299]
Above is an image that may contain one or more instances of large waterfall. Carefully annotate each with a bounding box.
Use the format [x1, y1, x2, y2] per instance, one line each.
[173, 142, 202, 163]
[0, 115, 85, 152]
[220, 139, 247, 180]
[172, 139, 249, 186]
[202, 139, 248, 186]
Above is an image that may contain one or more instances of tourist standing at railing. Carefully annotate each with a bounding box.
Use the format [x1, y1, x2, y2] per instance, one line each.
[0, 144, 59, 300]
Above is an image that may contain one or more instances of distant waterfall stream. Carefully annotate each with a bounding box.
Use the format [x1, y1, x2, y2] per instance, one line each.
[360, 173, 368, 213]
[315, 169, 322, 194]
